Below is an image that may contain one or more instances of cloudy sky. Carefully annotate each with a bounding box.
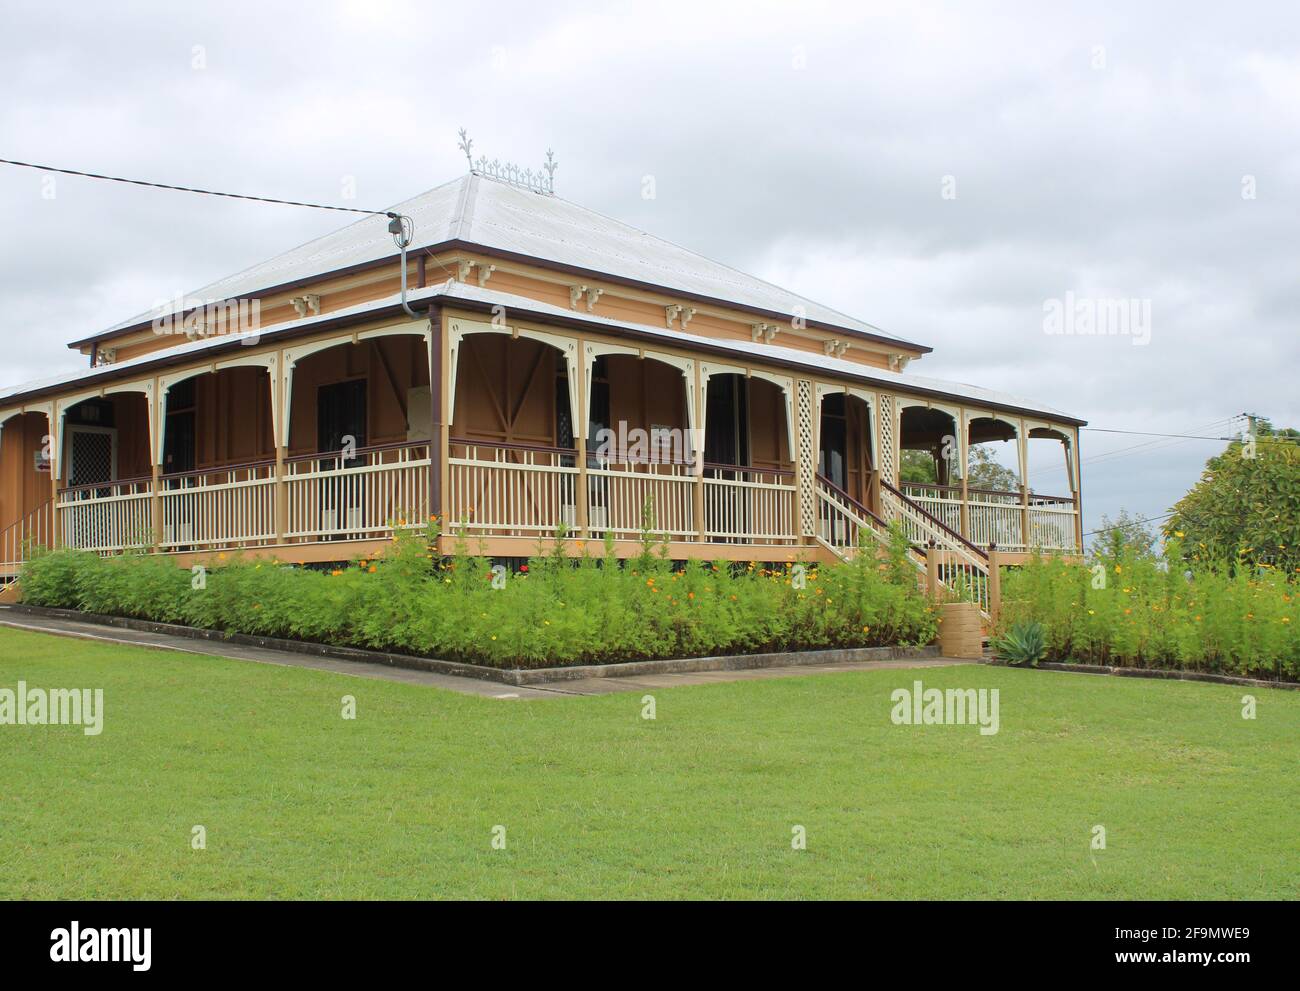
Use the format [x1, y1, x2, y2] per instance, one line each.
[2, 0, 1296, 540]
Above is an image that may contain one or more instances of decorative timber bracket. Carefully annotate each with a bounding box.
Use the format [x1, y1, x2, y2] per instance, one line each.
[665, 304, 697, 330]
[823, 339, 851, 359]
[290, 294, 321, 318]
[567, 285, 603, 312]
[888, 353, 912, 372]
[751, 322, 781, 345]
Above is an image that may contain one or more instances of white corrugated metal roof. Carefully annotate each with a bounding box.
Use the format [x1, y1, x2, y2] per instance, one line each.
[440, 281, 1076, 421]
[6, 280, 1076, 424]
[92, 174, 925, 350]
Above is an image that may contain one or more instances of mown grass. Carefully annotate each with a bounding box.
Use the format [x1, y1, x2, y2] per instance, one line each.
[0, 626, 1295, 899]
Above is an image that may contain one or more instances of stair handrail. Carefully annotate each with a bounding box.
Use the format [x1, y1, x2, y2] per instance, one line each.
[0, 497, 55, 569]
[880, 478, 989, 561]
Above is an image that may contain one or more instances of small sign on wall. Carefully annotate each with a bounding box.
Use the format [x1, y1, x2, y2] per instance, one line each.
[34, 450, 51, 473]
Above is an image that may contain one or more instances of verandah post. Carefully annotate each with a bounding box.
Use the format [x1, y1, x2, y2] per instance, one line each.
[272, 354, 287, 544]
[48, 405, 61, 550]
[693, 362, 706, 543]
[1019, 484, 1030, 553]
[575, 337, 589, 537]
[427, 305, 444, 527]
[150, 377, 163, 548]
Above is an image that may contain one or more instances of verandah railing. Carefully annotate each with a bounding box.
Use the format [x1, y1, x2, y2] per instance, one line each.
[286, 441, 431, 543]
[448, 438, 797, 544]
[160, 460, 277, 551]
[58, 477, 153, 554]
[901, 480, 1077, 553]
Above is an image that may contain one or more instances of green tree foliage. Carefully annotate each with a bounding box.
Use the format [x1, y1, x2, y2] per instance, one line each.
[966, 445, 1020, 492]
[899, 449, 937, 484]
[1092, 508, 1157, 560]
[1165, 421, 1300, 575]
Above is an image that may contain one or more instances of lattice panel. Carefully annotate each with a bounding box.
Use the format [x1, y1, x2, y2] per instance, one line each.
[877, 393, 897, 488]
[796, 379, 816, 537]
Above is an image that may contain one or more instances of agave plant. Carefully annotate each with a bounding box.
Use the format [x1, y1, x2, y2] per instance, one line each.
[995, 621, 1048, 667]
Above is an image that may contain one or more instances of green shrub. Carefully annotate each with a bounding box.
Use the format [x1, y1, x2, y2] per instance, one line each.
[18, 522, 939, 669]
[997, 546, 1300, 680]
[994, 620, 1047, 667]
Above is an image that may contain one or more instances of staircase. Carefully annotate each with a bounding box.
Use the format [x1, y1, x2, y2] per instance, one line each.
[0, 498, 54, 586]
[815, 475, 993, 622]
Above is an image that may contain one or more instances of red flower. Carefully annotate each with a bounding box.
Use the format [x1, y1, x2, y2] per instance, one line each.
[519, 564, 529, 573]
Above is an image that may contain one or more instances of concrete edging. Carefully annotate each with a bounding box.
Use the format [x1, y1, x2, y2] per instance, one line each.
[988, 657, 1299, 691]
[0, 603, 940, 687]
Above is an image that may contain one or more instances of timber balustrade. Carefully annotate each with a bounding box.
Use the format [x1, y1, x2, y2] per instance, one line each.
[58, 476, 153, 554]
[26, 439, 1075, 562]
[160, 460, 277, 551]
[285, 440, 431, 543]
[901, 480, 1077, 553]
[447, 438, 797, 544]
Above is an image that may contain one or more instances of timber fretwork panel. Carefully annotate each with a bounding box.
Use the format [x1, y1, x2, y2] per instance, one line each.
[796, 379, 816, 537]
[877, 394, 897, 487]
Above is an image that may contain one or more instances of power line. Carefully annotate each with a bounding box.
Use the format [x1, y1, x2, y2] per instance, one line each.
[1066, 416, 1243, 473]
[1081, 426, 1237, 441]
[1083, 511, 1176, 538]
[0, 158, 394, 217]
[1026, 416, 1242, 479]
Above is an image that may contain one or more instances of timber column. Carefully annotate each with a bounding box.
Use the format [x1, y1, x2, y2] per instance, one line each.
[48, 405, 61, 550]
[428, 305, 445, 525]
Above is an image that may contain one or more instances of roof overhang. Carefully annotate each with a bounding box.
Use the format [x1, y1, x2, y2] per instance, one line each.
[13, 281, 1079, 426]
[64, 238, 933, 356]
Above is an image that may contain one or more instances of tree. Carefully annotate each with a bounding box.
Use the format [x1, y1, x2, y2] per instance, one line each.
[966, 445, 1020, 492]
[1092, 508, 1157, 560]
[1165, 420, 1300, 574]
[899, 449, 937, 484]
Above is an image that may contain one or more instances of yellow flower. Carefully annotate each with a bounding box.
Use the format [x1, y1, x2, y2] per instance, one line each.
[1174, 531, 1185, 538]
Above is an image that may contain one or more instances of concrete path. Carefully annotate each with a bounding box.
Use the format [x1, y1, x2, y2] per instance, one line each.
[0, 610, 974, 699]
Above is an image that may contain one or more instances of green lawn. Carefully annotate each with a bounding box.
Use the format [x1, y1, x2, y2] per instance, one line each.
[0, 626, 1296, 899]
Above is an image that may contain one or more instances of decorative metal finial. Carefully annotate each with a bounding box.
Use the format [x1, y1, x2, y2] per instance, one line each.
[457, 128, 474, 170]
[455, 130, 558, 195]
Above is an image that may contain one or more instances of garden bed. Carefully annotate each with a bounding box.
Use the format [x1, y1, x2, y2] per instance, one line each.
[16, 524, 939, 670]
[987, 656, 1299, 690]
[995, 546, 1300, 682]
[0, 603, 941, 685]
